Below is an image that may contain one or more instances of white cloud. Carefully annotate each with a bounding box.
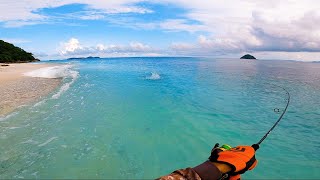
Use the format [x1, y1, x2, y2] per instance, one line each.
[0, 0, 153, 26]
[129, 42, 152, 52]
[1, 0, 320, 60]
[159, 19, 208, 33]
[254, 51, 320, 61]
[79, 14, 105, 20]
[171, 42, 195, 51]
[250, 11, 320, 52]
[92, 0, 320, 55]
[61, 38, 83, 55]
[156, 0, 320, 59]
[58, 38, 157, 58]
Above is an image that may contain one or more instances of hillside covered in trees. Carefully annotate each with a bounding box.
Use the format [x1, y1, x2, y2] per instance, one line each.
[0, 40, 38, 63]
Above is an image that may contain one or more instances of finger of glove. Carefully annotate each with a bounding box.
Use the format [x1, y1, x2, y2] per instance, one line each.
[231, 146, 256, 155]
[217, 152, 247, 172]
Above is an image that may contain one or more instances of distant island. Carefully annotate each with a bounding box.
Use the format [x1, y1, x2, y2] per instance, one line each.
[0, 40, 39, 63]
[240, 54, 256, 59]
[68, 56, 100, 60]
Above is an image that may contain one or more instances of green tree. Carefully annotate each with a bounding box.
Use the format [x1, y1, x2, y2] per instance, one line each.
[0, 40, 38, 63]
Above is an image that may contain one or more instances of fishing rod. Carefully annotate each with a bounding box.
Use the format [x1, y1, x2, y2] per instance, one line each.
[211, 85, 290, 180]
[208, 86, 291, 180]
[214, 85, 290, 151]
[253, 85, 290, 150]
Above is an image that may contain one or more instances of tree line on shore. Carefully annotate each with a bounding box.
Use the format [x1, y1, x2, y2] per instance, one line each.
[0, 40, 38, 63]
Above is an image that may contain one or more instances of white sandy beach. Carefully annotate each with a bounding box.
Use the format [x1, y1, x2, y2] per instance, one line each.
[0, 63, 62, 116]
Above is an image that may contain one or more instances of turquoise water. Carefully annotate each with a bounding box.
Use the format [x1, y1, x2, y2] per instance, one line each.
[1, 57, 319, 179]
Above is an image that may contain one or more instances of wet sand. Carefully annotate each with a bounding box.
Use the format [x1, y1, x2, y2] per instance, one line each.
[0, 63, 61, 116]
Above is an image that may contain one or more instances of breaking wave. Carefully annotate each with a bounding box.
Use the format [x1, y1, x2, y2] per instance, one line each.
[0, 112, 19, 122]
[24, 65, 77, 79]
[24, 65, 79, 99]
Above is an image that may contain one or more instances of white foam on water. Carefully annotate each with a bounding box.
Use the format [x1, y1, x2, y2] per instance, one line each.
[24, 65, 75, 78]
[38, 137, 58, 147]
[32, 100, 46, 107]
[6, 126, 21, 130]
[24, 65, 79, 99]
[21, 139, 39, 145]
[51, 79, 75, 99]
[31, 171, 38, 177]
[0, 112, 19, 122]
[146, 72, 161, 80]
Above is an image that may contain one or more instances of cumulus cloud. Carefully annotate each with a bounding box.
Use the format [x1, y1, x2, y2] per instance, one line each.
[168, 1, 320, 59]
[249, 11, 320, 52]
[162, 0, 320, 58]
[115, 1, 320, 55]
[1, 0, 319, 60]
[58, 38, 157, 57]
[60, 38, 83, 55]
[170, 34, 259, 56]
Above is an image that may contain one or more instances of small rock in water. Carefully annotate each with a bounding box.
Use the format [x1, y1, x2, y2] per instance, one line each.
[240, 54, 256, 59]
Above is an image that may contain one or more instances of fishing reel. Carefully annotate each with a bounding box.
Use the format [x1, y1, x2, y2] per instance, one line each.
[209, 143, 231, 161]
[210, 143, 260, 162]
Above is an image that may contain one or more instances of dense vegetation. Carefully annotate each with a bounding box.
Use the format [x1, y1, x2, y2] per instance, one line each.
[0, 40, 38, 63]
[240, 54, 256, 59]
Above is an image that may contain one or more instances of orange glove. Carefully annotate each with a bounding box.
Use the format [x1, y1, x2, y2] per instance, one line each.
[209, 144, 258, 178]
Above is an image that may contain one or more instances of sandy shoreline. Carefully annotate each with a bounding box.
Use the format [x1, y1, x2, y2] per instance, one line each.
[0, 63, 62, 116]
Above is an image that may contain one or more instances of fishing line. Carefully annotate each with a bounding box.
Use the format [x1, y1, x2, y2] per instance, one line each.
[253, 85, 290, 149]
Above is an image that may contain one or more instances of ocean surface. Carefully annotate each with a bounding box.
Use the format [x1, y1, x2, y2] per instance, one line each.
[0, 57, 319, 179]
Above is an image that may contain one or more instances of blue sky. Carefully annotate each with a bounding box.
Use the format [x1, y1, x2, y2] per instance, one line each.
[0, 0, 319, 61]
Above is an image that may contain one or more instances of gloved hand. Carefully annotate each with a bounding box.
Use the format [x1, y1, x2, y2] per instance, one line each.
[209, 144, 258, 179]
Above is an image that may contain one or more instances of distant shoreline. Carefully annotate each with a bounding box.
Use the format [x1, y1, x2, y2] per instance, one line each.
[0, 63, 62, 116]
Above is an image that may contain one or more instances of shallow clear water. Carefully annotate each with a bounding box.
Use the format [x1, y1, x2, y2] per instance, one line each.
[1, 57, 319, 179]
